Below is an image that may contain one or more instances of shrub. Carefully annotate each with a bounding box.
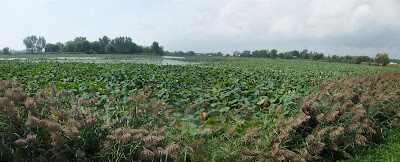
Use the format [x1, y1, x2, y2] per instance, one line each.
[0, 79, 181, 161]
[267, 71, 400, 160]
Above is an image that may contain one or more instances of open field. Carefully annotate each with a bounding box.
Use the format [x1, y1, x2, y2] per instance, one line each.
[1, 55, 399, 161]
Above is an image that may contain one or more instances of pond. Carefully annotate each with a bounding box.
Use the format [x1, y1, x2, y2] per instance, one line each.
[0, 56, 198, 66]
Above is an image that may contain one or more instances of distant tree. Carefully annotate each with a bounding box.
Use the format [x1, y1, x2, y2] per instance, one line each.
[111, 37, 137, 54]
[72, 37, 91, 53]
[90, 41, 102, 54]
[343, 55, 352, 64]
[23, 35, 37, 53]
[187, 51, 196, 56]
[278, 52, 284, 59]
[45, 43, 59, 53]
[252, 50, 259, 57]
[290, 50, 299, 58]
[3, 47, 10, 54]
[37, 37, 46, 52]
[326, 55, 333, 62]
[55, 42, 64, 52]
[97, 36, 110, 54]
[270, 49, 278, 59]
[375, 53, 390, 66]
[360, 56, 372, 62]
[331, 55, 339, 62]
[300, 49, 308, 59]
[313, 52, 324, 60]
[105, 44, 116, 54]
[23, 35, 46, 53]
[241, 50, 251, 57]
[259, 50, 269, 58]
[284, 52, 294, 59]
[151, 41, 163, 55]
[63, 41, 77, 52]
[233, 51, 240, 57]
[351, 56, 363, 64]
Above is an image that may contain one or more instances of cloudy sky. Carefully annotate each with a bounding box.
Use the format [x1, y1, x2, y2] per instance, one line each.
[1, 0, 399, 58]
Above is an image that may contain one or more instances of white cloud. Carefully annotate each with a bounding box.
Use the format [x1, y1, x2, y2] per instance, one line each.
[373, 0, 400, 27]
[269, 15, 303, 38]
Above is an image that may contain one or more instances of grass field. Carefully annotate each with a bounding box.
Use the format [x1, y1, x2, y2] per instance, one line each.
[0, 54, 399, 161]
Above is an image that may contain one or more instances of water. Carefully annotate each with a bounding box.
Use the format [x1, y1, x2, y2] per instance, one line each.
[0, 56, 197, 66]
[162, 56, 185, 59]
[0, 58, 27, 60]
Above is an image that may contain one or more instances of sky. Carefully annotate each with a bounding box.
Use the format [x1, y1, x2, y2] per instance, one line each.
[1, 0, 399, 58]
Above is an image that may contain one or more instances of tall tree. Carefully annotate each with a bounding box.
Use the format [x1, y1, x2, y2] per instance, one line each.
[300, 49, 308, 59]
[45, 43, 59, 52]
[241, 50, 251, 57]
[151, 41, 163, 55]
[375, 53, 390, 66]
[233, 51, 240, 57]
[2, 47, 10, 54]
[23, 35, 46, 53]
[111, 37, 136, 54]
[105, 44, 116, 54]
[23, 35, 37, 53]
[98, 36, 110, 54]
[270, 49, 278, 59]
[37, 36, 46, 52]
[63, 41, 76, 52]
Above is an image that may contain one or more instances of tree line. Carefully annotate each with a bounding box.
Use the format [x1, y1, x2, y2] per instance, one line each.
[22, 35, 164, 55]
[1, 35, 395, 66]
[232, 49, 391, 66]
[165, 49, 392, 66]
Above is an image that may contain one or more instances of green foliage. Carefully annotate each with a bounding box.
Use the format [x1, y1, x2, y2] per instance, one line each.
[344, 130, 400, 162]
[45, 43, 63, 53]
[2, 47, 10, 54]
[23, 35, 46, 53]
[0, 55, 397, 161]
[375, 53, 390, 66]
[351, 56, 363, 64]
[270, 49, 278, 59]
[151, 41, 164, 55]
[111, 37, 137, 54]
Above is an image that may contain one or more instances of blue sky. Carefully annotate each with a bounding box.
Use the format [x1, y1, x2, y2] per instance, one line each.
[1, 0, 400, 58]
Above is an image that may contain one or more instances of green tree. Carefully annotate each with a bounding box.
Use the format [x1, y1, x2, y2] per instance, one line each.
[300, 49, 308, 59]
[23, 35, 46, 53]
[45, 43, 59, 52]
[270, 49, 278, 59]
[90, 41, 102, 54]
[2, 47, 10, 54]
[105, 44, 116, 54]
[278, 52, 284, 59]
[241, 50, 251, 57]
[252, 50, 259, 57]
[375, 53, 390, 66]
[351, 56, 363, 64]
[37, 36, 46, 52]
[151, 41, 163, 55]
[23, 35, 37, 53]
[290, 50, 299, 58]
[111, 37, 137, 54]
[233, 51, 240, 57]
[73, 37, 91, 53]
[259, 50, 269, 58]
[98, 36, 110, 54]
[63, 41, 77, 52]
